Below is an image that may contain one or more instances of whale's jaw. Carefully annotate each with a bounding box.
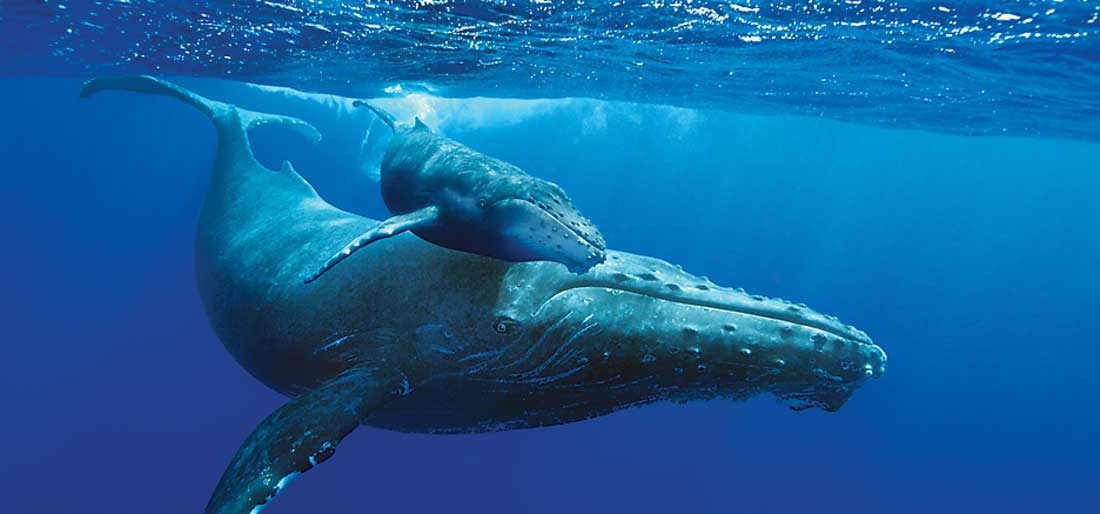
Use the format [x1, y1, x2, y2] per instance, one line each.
[489, 196, 606, 273]
[489, 252, 885, 413]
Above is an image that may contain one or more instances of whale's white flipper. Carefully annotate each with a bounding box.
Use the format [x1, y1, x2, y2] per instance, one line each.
[304, 205, 440, 283]
[203, 369, 403, 514]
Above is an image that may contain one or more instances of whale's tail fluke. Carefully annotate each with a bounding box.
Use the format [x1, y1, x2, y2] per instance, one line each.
[80, 75, 333, 288]
[80, 75, 322, 144]
[353, 99, 397, 132]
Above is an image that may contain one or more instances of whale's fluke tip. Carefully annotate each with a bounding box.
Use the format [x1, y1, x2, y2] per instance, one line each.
[238, 109, 322, 145]
[78, 76, 133, 98]
[77, 79, 97, 98]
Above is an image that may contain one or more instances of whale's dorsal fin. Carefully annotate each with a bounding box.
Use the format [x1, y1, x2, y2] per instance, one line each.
[414, 117, 429, 130]
[204, 368, 404, 514]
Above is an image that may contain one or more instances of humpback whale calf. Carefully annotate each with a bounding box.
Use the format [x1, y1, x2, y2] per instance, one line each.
[82, 76, 887, 514]
[304, 100, 605, 283]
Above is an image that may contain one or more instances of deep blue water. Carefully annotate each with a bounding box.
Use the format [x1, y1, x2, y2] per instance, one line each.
[3, 76, 1098, 514]
[3, 2, 1100, 514]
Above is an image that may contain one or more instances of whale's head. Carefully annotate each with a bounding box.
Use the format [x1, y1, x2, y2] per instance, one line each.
[481, 252, 886, 418]
[478, 175, 606, 274]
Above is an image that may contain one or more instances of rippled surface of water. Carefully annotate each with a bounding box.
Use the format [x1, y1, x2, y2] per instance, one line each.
[3, 0, 1098, 139]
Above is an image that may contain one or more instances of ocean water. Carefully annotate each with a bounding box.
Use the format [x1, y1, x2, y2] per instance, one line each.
[2, 2, 1099, 514]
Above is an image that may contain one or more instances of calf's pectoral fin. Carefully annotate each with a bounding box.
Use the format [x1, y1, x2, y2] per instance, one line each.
[204, 368, 403, 514]
[304, 206, 439, 283]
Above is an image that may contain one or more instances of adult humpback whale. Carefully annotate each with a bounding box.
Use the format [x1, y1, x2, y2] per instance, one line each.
[81, 76, 887, 514]
[305, 100, 606, 283]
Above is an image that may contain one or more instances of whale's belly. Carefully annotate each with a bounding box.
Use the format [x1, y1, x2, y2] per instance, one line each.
[362, 374, 659, 434]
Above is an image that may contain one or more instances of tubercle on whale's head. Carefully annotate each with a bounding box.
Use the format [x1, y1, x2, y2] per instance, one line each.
[486, 253, 887, 413]
[478, 174, 607, 273]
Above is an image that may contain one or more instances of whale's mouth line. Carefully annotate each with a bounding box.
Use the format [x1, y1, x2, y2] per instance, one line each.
[539, 284, 872, 345]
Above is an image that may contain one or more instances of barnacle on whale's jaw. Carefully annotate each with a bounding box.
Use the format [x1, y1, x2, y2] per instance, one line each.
[494, 251, 886, 412]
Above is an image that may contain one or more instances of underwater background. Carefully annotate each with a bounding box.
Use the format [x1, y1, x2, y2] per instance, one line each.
[3, 1, 1100, 514]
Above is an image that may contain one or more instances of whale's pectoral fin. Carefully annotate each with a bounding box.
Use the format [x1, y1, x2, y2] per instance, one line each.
[204, 368, 403, 514]
[304, 206, 440, 283]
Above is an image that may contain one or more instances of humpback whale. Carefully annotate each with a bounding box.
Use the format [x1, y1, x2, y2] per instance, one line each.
[81, 76, 887, 514]
[304, 100, 605, 283]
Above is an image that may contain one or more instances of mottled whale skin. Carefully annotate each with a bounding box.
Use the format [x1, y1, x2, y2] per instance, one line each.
[304, 101, 605, 283]
[81, 76, 887, 514]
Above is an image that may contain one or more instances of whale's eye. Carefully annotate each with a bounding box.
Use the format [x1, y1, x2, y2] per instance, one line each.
[477, 197, 489, 209]
[493, 318, 514, 334]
